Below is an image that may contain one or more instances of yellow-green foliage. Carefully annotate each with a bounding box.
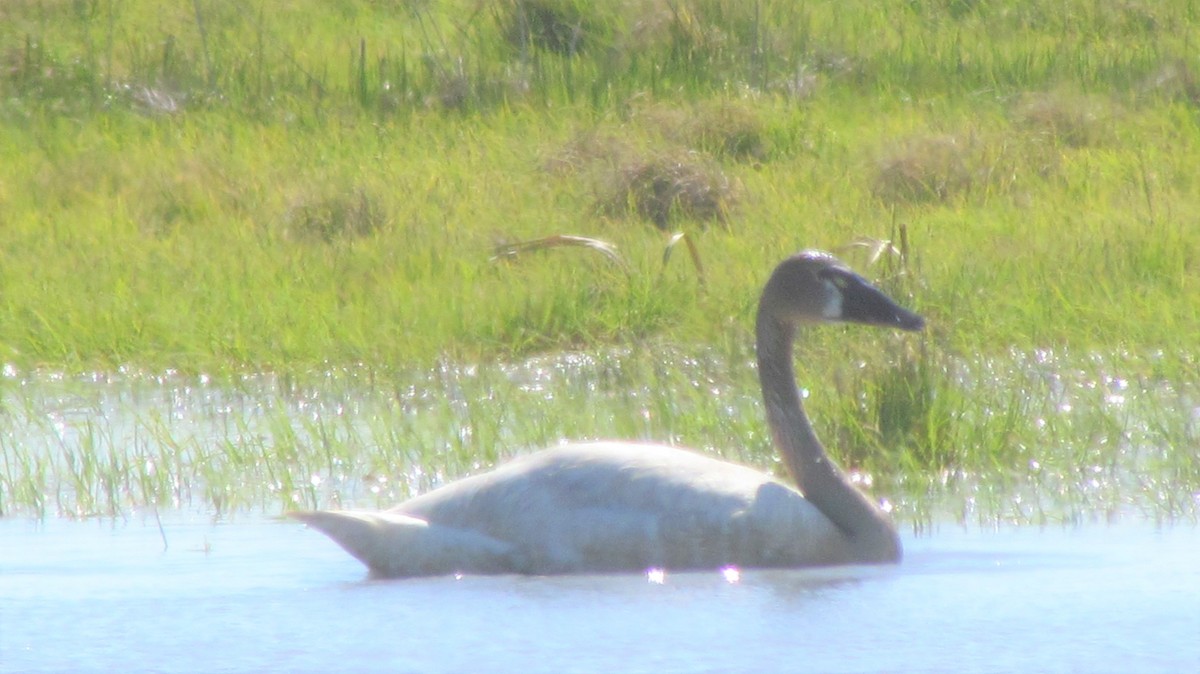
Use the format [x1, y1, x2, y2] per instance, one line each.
[1, 0, 1198, 372]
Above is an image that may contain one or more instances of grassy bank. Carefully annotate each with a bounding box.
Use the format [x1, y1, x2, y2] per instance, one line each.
[2, 0, 1197, 371]
[1, 1, 1198, 521]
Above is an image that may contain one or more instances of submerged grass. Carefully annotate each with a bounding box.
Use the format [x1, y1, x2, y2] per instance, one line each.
[0, 1, 1198, 523]
[2, 348, 1196, 527]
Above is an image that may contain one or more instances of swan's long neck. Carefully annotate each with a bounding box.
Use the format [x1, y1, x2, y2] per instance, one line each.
[755, 309, 900, 563]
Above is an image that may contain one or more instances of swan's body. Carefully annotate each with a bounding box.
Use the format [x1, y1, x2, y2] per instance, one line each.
[293, 443, 855, 576]
[293, 251, 924, 577]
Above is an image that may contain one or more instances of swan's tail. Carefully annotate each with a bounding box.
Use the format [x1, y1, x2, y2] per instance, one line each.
[288, 510, 516, 578]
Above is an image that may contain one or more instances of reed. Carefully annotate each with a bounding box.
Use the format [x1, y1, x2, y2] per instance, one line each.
[2, 345, 1195, 525]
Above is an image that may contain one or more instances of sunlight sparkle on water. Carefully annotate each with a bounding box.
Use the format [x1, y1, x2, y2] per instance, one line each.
[646, 568, 666, 584]
[721, 566, 741, 584]
[2, 348, 1196, 523]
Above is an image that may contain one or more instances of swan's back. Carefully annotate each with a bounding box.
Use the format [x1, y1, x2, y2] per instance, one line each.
[295, 442, 853, 577]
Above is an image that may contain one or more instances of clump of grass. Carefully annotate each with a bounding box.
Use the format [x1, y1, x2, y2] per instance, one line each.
[418, 57, 531, 112]
[618, 0, 800, 91]
[498, 0, 613, 57]
[546, 99, 772, 176]
[1, 33, 103, 115]
[871, 343, 962, 472]
[426, 67, 475, 111]
[541, 129, 629, 175]
[686, 101, 771, 161]
[872, 134, 973, 204]
[1011, 91, 1114, 148]
[1138, 59, 1200, 106]
[872, 128, 1065, 206]
[284, 184, 389, 243]
[599, 149, 738, 229]
[972, 131, 1062, 197]
[132, 157, 248, 238]
[636, 100, 772, 162]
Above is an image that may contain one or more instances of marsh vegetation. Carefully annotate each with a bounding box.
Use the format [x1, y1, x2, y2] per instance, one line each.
[1, 0, 1197, 524]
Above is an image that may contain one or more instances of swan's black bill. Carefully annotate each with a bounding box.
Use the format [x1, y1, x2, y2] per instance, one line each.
[831, 268, 925, 332]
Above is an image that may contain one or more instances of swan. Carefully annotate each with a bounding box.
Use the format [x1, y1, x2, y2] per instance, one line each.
[291, 250, 924, 577]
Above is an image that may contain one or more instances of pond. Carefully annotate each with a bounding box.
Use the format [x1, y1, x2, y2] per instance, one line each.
[1, 353, 1198, 672]
[2, 516, 1197, 673]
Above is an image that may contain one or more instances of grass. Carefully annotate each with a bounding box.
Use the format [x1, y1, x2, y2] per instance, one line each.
[3, 345, 1195, 526]
[2, 1, 1198, 370]
[0, 0, 1198, 523]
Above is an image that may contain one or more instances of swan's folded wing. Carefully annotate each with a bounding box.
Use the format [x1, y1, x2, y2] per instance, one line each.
[392, 443, 852, 572]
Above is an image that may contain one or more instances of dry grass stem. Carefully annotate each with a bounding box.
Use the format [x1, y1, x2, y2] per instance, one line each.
[491, 234, 628, 271]
[662, 230, 708, 289]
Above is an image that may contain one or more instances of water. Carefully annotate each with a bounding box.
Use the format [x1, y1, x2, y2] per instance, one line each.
[2, 358, 1197, 671]
[2, 517, 1197, 673]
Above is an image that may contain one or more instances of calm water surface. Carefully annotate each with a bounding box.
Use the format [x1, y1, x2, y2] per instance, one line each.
[2, 517, 1197, 673]
[3, 360, 1198, 671]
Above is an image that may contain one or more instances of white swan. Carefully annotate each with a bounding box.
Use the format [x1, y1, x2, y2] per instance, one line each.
[291, 250, 924, 577]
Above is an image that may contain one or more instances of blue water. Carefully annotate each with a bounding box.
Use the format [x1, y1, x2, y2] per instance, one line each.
[2, 517, 1196, 673]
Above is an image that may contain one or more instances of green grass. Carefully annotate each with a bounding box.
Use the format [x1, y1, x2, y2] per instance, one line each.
[3, 345, 1195, 525]
[1, 1, 1198, 522]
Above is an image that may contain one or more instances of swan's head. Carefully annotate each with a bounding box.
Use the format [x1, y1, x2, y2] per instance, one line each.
[761, 250, 925, 332]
